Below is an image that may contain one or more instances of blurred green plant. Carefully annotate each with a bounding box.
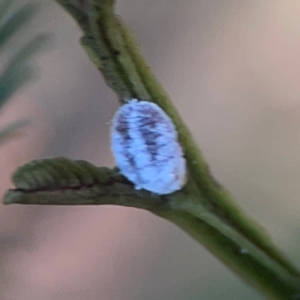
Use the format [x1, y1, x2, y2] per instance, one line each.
[0, 0, 48, 146]
[3, 1, 300, 299]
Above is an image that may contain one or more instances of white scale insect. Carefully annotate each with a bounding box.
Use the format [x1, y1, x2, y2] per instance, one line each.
[111, 99, 186, 195]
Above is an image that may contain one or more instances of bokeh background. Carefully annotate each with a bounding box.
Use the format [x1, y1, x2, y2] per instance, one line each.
[1, 1, 300, 299]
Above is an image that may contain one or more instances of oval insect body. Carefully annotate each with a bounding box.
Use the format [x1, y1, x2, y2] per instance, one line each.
[110, 99, 186, 195]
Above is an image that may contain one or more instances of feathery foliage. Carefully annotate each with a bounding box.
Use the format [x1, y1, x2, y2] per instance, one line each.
[0, 0, 48, 145]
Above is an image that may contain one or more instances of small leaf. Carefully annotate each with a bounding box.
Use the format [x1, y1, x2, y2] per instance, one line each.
[11, 157, 118, 192]
[0, 3, 38, 51]
[0, 65, 34, 109]
[5, 34, 50, 70]
[3, 157, 164, 210]
[0, 34, 50, 109]
[0, 119, 30, 145]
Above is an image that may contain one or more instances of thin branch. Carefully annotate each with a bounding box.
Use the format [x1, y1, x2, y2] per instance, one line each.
[58, 0, 300, 277]
[4, 156, 300, 299]
[4, 1, 300, 299]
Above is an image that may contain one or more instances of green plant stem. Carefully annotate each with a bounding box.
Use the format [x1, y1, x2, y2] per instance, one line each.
[12, 0, 299, 298]
[5, 172, 300, 299]
[57, 0, 300, 276]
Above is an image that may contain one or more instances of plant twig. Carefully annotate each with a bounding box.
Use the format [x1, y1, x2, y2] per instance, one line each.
[4, 1, 300, 298]
[4, 157, 300, 299]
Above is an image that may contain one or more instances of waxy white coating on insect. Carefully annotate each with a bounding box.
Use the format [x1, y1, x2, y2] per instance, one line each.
[110, 99, 186, 194]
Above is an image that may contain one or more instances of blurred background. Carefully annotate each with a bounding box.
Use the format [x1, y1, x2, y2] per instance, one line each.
[1, 0, 300, 299]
